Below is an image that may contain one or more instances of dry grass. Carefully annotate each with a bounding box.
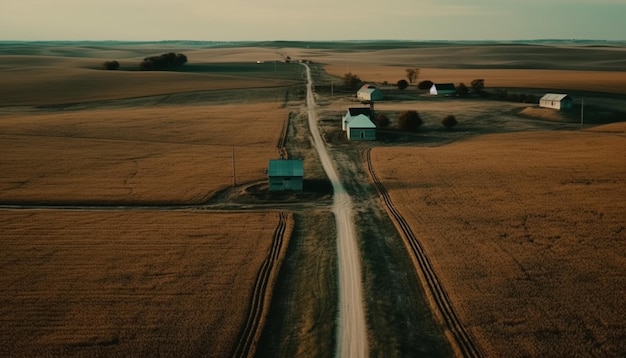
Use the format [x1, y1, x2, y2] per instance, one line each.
[0, 103, 287, 204]
[0, 210, 293, 357]
[370, 126, 626, 356]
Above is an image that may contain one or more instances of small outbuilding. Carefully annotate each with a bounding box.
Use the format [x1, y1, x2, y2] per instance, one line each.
[342, 107, 372, 131]
[346, 114, 376, 141]
[268, 159, 303, 191]
[429, 83, 457, 96]
[357, 84, 384, 101]
[540, 93, 573, 110]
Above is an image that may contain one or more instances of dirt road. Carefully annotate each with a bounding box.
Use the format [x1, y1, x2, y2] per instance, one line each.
[302, 64, 368, 357]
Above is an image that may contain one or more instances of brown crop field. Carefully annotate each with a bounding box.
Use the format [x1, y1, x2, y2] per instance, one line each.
[2, 41, 626, 357]
[369, 127, 626, 356]
[0, 103, 288, 204]
[0, 210, 293, 357]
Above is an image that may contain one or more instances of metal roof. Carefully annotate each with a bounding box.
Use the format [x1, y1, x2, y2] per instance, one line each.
[268, 159, 304, 177]
[347, 114, 376, 129]
[540, 93, 571, 102]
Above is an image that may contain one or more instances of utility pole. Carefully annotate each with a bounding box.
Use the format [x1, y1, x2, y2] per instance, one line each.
[580, 98, 584, 131]
[232, 145, 236, 187]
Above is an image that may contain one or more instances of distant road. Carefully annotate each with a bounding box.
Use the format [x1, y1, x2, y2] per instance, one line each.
[302, 63, 368, 358]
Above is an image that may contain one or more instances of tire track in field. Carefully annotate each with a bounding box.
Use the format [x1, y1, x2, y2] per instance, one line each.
[365, 149, 483, 358]
[231, 211, 288, 358]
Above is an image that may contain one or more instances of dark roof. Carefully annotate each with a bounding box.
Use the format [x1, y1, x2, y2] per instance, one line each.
[268, 159, 303, 177]
[347, 107, 372, 117]
[433, 83, 456, 91]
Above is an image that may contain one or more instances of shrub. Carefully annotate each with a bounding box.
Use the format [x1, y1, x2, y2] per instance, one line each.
[102, 60, 120, 70]
[456, 82, 469, 96]
[397, 79, 409, 90]
[442, 115, 458, 129]
[417, 80, 434, 90]
[376, 113, 391, 128]
[397, 110, 423, 131]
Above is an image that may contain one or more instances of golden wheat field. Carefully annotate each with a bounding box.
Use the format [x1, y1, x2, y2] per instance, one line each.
[0, 103, 287, 204]
[0, 43, 299, 357]
[2, 41, 626, 357]
[0, 210, 293, 357]
[370, 126, 626, 356]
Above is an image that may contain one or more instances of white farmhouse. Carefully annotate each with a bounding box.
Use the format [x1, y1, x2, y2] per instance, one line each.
[346, 114, 376, 141]
[357, 84, 383, 101]
[540, 93, 573, 110]
[342, 107, 372, 131]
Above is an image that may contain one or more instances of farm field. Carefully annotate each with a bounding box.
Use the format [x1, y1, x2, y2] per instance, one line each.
[0, 210, 293, 357]
[2, 40, 626, 357]
[0, 103, 288, 204]
[369, 127, 626, 356]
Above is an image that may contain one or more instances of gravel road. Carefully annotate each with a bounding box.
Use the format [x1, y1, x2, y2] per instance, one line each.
[302, 64, 368, 358]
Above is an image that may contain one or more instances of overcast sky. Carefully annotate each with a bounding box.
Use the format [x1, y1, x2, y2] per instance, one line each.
[1, 0, 624, 41]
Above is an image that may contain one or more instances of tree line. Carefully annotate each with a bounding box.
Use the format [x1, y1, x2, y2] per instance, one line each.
[101, 52, 188, 71]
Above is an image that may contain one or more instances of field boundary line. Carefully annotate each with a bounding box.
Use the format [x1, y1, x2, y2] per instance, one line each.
[230, 212, 289, 358]
[365, 149, 483, 358]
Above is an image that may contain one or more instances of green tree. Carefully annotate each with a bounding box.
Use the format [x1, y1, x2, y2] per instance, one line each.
[397, 79, 409, 90]
[456, 82, 469, 96]
[397, 110, 423, 131]
[442, 115, 458, 129]
[406, 68, 419, 83]
[342, 72, 362, 89]
[471, 79, 485, 95]
[376, 113, 391, 128]
[102, 60, 120, 70]
[417, 80, 434, 90]
[140, 52, 187, 71]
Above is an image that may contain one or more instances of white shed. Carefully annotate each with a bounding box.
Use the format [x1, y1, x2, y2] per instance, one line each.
[540, 93, 573, 110]
[357, 84, 383, 101]
[346, 114, 376, 141]
[342, 107, 372, 131]
[429, 83, 456, 96]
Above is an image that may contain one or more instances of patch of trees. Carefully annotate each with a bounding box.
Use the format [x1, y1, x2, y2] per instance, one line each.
[456, 83, 469, 96]
[140, 52, 188, 71]
[376, 113, 391, 128]
[493, 89, 539, 104]
[471, 79, 486, 96]
[342, 72, 362, 90]
[101, 60, 120, 70]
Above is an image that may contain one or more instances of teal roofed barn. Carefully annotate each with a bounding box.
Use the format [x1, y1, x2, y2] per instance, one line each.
[268, 159, 304, 191]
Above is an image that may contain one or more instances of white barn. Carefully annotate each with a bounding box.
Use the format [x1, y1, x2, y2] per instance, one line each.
[342, 107, 372, 131]
[346, 114, 376, 141]
[540, 93, 573, 110]
[357, 84, 383, 101]
[429, 83, 457, 96]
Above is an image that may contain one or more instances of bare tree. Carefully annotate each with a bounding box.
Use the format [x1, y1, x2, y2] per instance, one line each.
[406, 68, 419, 83]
